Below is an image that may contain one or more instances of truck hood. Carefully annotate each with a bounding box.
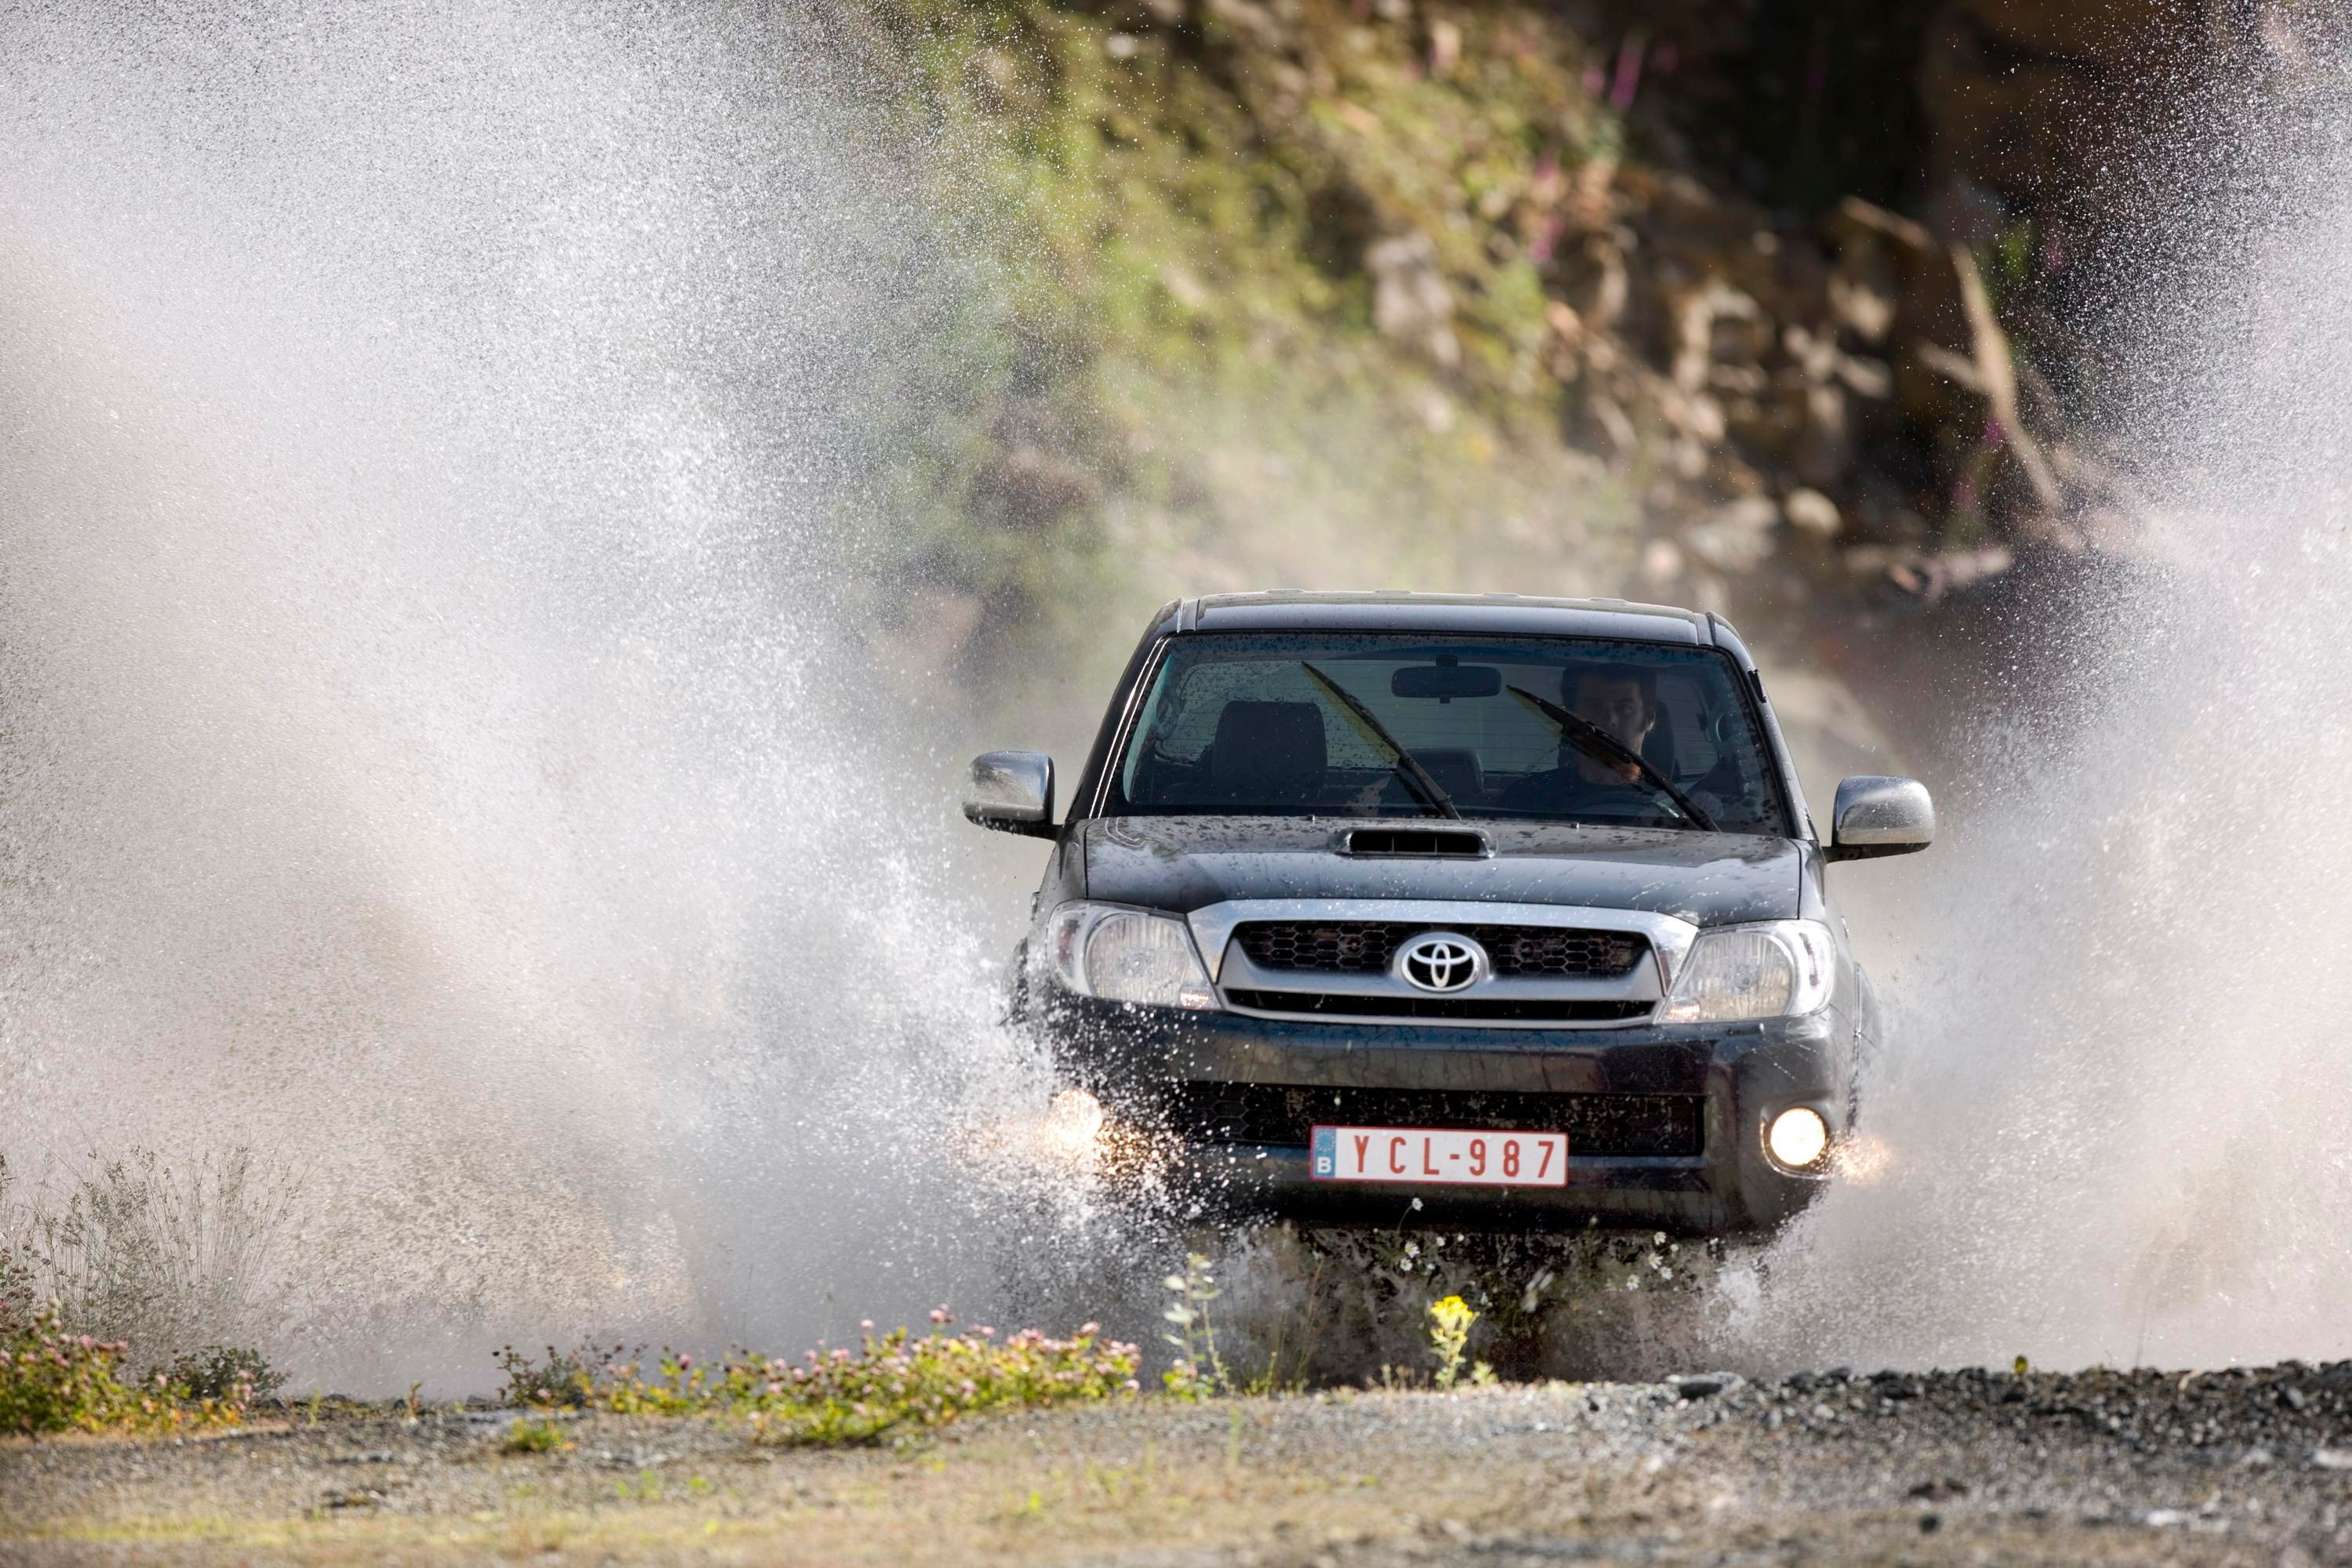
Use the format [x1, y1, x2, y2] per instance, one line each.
[1080, 816, 1803, 927]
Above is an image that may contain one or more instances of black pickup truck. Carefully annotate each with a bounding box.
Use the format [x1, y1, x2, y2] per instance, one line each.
[962, 592, 1932, 1238]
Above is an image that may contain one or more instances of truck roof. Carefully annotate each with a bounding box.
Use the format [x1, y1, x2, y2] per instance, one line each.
[1174, 590, 1719, 645]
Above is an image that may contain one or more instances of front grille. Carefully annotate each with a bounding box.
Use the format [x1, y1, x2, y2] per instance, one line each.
[1225, 989, 1651, 1023]
[1233, 921, 1647, 979]
[1158, 1083, 1704, 1157]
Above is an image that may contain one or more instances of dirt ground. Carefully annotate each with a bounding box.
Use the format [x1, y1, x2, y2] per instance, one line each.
[4, 1361, 2350, 1566]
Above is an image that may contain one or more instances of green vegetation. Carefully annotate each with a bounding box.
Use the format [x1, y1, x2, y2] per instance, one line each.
[500, 1415, 572, 1454]
[1158, 1251, 1229, 1399]
[495, 1313, 1140, 1447]
[1425, 1294, 1477, 1389]
[0, 1304, 253, 1436]
[0, 1151, 279, 1436]
[829, 0, 1651, 677]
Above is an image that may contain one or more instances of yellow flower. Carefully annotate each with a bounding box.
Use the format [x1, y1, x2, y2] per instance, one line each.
[1426, 1296, 1478, 1390]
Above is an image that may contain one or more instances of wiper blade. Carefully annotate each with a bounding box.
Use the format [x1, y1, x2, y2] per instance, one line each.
[1505, 684, 1719, 832]
[1299, 662, 1460, 819]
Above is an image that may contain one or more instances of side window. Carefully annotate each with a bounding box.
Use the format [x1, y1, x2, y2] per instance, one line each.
[1117, 658, 1180, 800]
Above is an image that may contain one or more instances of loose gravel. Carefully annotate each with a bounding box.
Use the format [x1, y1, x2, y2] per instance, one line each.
[4, 1360, 2350, 1564]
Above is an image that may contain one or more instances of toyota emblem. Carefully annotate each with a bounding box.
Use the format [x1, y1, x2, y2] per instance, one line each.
[1396, 931, 1486, 993]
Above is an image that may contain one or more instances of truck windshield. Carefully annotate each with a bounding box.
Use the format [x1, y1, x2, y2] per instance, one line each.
[1108, 632, 1791, 836]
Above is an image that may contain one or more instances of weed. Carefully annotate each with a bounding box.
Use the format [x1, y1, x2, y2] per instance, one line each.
[500, 1417, 570, 1455]
[495, 1312, 1139, 1447]
[1427, 1295, 1476, 1390]
[1160, 1253, 1229, 1399]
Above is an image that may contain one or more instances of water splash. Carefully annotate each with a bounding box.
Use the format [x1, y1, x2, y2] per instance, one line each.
[1730, 60, 2352, 1372]
[0, 2, 1077, 1388]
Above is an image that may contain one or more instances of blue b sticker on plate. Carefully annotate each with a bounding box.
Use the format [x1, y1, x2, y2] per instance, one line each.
[1311, 1125, 1336, 1178]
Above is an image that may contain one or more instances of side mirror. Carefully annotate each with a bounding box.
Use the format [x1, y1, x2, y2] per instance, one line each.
[962, 751, 1055, 837]
[1825, 775, 1934, 862]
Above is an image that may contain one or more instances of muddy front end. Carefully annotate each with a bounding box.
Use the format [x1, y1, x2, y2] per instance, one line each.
[1030, 989, 1853, 1240]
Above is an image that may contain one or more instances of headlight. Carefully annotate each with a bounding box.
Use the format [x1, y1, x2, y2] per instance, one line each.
[1766, 1105, 1831, 1171]
[1041, 902, 1218, 1010]
[1658, 920, 1835, 1024]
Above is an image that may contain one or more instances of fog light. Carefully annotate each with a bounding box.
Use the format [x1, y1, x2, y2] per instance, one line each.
[1043, 1089, 1107, 1156]
[1766, 1105, 1829, 1171]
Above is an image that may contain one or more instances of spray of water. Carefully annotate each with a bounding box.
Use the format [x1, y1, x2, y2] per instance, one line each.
[0, 3, 1101, 1389]
[1730, 58, 2352, 1372]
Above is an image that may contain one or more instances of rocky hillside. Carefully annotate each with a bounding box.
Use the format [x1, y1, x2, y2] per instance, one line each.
[832, 0, 2341, 697]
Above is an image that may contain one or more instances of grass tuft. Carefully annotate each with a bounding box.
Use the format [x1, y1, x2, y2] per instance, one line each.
[499, 1416, 571, 1455]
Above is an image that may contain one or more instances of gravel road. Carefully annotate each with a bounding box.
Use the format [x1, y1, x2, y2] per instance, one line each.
[5, 1361, 2351, 1565]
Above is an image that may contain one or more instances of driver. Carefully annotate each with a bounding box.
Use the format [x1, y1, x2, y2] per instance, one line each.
[1498, 662, 1676, 818]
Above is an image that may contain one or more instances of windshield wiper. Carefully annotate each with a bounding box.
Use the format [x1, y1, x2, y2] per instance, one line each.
[1505, 684, 1719, 832]
[1299, 662, 1459, 819]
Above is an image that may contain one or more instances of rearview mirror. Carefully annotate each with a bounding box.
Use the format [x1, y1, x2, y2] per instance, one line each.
[1391, 662, 1501, 700]
[1825, 775, 1934, 862]
[962, 751, 1055, 838]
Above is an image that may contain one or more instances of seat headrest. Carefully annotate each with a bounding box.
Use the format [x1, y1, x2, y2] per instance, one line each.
[1208, 701, 1327, 804]
[1642, 713, 1680, 779]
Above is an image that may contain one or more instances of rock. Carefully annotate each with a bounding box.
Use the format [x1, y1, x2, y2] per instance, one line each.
[1827, 270, 1896, 344]
[1670, 1374, 1737, 1400]
[1792, 380, 1853, 487]
[1682, 496, 1779, 574]
[1671, 281, 1769, 393]
[1784, 488, 1841, 539]
[1425, 17, 1460, 77]
[1366, 232, 1459, 368]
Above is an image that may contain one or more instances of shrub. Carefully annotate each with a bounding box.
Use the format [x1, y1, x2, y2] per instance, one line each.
[0, 1146, 296, 1369]
[497, 1313, 1140, 1446]
[492, 1343, 599, 1410]
[0, 1305, 250, 1436]
[24, 1146, 296, 1363]
[164, 1344, 282, 1403]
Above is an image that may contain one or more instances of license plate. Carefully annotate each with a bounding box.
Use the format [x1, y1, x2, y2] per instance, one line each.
[1310, 1125, 1567, 1187]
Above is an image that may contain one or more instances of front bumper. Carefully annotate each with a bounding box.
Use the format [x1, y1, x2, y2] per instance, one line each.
[1036, 993, 1852, 1238]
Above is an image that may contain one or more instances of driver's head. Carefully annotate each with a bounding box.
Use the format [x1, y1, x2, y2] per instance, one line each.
[1565, 662, 1658, 755]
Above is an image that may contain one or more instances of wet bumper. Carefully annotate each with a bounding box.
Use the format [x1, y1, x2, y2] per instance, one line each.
[1036, 995, 1850, 1238]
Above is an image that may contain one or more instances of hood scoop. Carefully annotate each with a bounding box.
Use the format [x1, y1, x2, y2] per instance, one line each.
[1342, 827, 1490, 858]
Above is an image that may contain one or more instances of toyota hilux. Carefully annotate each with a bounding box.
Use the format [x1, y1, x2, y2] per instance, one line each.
[961, 592, 1932, 1237]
